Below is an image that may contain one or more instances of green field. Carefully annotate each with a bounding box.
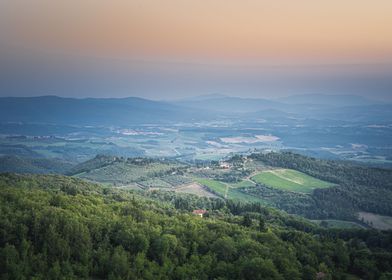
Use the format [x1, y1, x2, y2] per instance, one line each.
[358, 212, 392, 230]
[195, 178, 227, 196]
[75, 161, 180, 184]
[138, 178, 173, 188]
[251, 169, 334, 193]
[195, 178, 266, 203]
[230, 180, 256, 188]
[228, 188, 268, 203]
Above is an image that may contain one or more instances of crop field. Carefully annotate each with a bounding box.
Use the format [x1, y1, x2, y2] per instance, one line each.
[195, 178, 228, 196]
[76, 162, 180, 184]
[138, 179, 173, 189]
[175, 183, 218, 198]
[161, 175, 192, 186]
[251, 168, 334, 193]
[358, 212, 392, 230]
[230, 180, 256, 188]
[227, 188, 268, 203]
[196, 178, 267, 203]
[189, 167, 232, 179]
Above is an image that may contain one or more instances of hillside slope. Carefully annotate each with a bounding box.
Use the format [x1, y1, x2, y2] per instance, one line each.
[67, 152, 392, 223]
[0, 155, 73, 174]
[1, 173, 392, 279]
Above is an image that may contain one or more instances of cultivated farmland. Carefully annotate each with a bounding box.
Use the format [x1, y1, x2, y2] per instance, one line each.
[251, 168, 334, 193]
[196, 178, 265, 203]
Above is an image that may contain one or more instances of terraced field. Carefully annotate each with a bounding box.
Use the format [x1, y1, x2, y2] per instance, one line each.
[251, 168, 334, 193]
[138, 178, 173, 189]
[161, 175, 192, 186]
[75, 161, 181, 184]
[175, 183, 218, 198]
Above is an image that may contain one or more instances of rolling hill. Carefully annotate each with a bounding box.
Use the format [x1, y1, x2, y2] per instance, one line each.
[2, 173, 392, 279]
[0, 96, 212, 126]
[1, 95, 391, 128]
[0, 155, 73, 174]
[62, 152, 392, 223]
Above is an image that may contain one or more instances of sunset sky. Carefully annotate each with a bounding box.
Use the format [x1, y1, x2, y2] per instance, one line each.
[0, 0, 391, 99]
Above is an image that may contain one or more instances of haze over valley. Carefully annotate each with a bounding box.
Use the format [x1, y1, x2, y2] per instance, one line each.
[1, 1, 392, 279]
[1, 94, 391, 166]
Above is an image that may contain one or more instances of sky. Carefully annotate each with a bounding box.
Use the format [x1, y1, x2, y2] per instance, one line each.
[0, 0, 392, 100]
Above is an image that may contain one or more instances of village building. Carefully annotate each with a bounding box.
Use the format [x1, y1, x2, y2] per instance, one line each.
[219, 161, 231, 169]
[192, 209, 207, 218]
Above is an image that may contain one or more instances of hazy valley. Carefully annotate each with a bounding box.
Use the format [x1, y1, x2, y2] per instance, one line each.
[1, 95, 392, 279]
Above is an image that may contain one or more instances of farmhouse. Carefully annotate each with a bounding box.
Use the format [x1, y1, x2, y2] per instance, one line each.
[192, 209, 207, 218]
[219, 161, 231, 169]
[316, 272, 326, 280]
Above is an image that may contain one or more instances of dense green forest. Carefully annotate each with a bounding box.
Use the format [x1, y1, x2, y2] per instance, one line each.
[0, 155, 73, 174]
[248, 152, 392, 220]
[1, 173, 392, 279]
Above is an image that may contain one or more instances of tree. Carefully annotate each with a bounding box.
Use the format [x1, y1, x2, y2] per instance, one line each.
[320, 221, 328, 228]
[258, 217, 266, 232]
[240, 257, 282, 280]
[109, 246, 130, 280]
[242, 214, 252, 227]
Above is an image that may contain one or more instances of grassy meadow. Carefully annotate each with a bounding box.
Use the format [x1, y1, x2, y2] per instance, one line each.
[251, 168, 334, 193]
[195, 178, 266, 203]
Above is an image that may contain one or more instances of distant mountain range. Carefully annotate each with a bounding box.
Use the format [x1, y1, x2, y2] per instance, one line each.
[0, 95, 211, 125]
[174, 94, 391, 122]
[174, 96, 282, 113]
[0, 94, 390, 125]
[276, 94, 382, 106]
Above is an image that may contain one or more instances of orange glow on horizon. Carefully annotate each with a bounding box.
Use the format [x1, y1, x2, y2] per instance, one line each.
[1, 0, 392, 62]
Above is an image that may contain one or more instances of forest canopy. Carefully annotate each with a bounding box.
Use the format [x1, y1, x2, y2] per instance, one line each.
[0, 173, 392, 279]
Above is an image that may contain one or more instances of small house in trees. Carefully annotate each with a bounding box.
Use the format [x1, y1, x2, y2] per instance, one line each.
[316, 272, 326, 280]
[219, 161, 231, 169]
[192, 209, 207, 218]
